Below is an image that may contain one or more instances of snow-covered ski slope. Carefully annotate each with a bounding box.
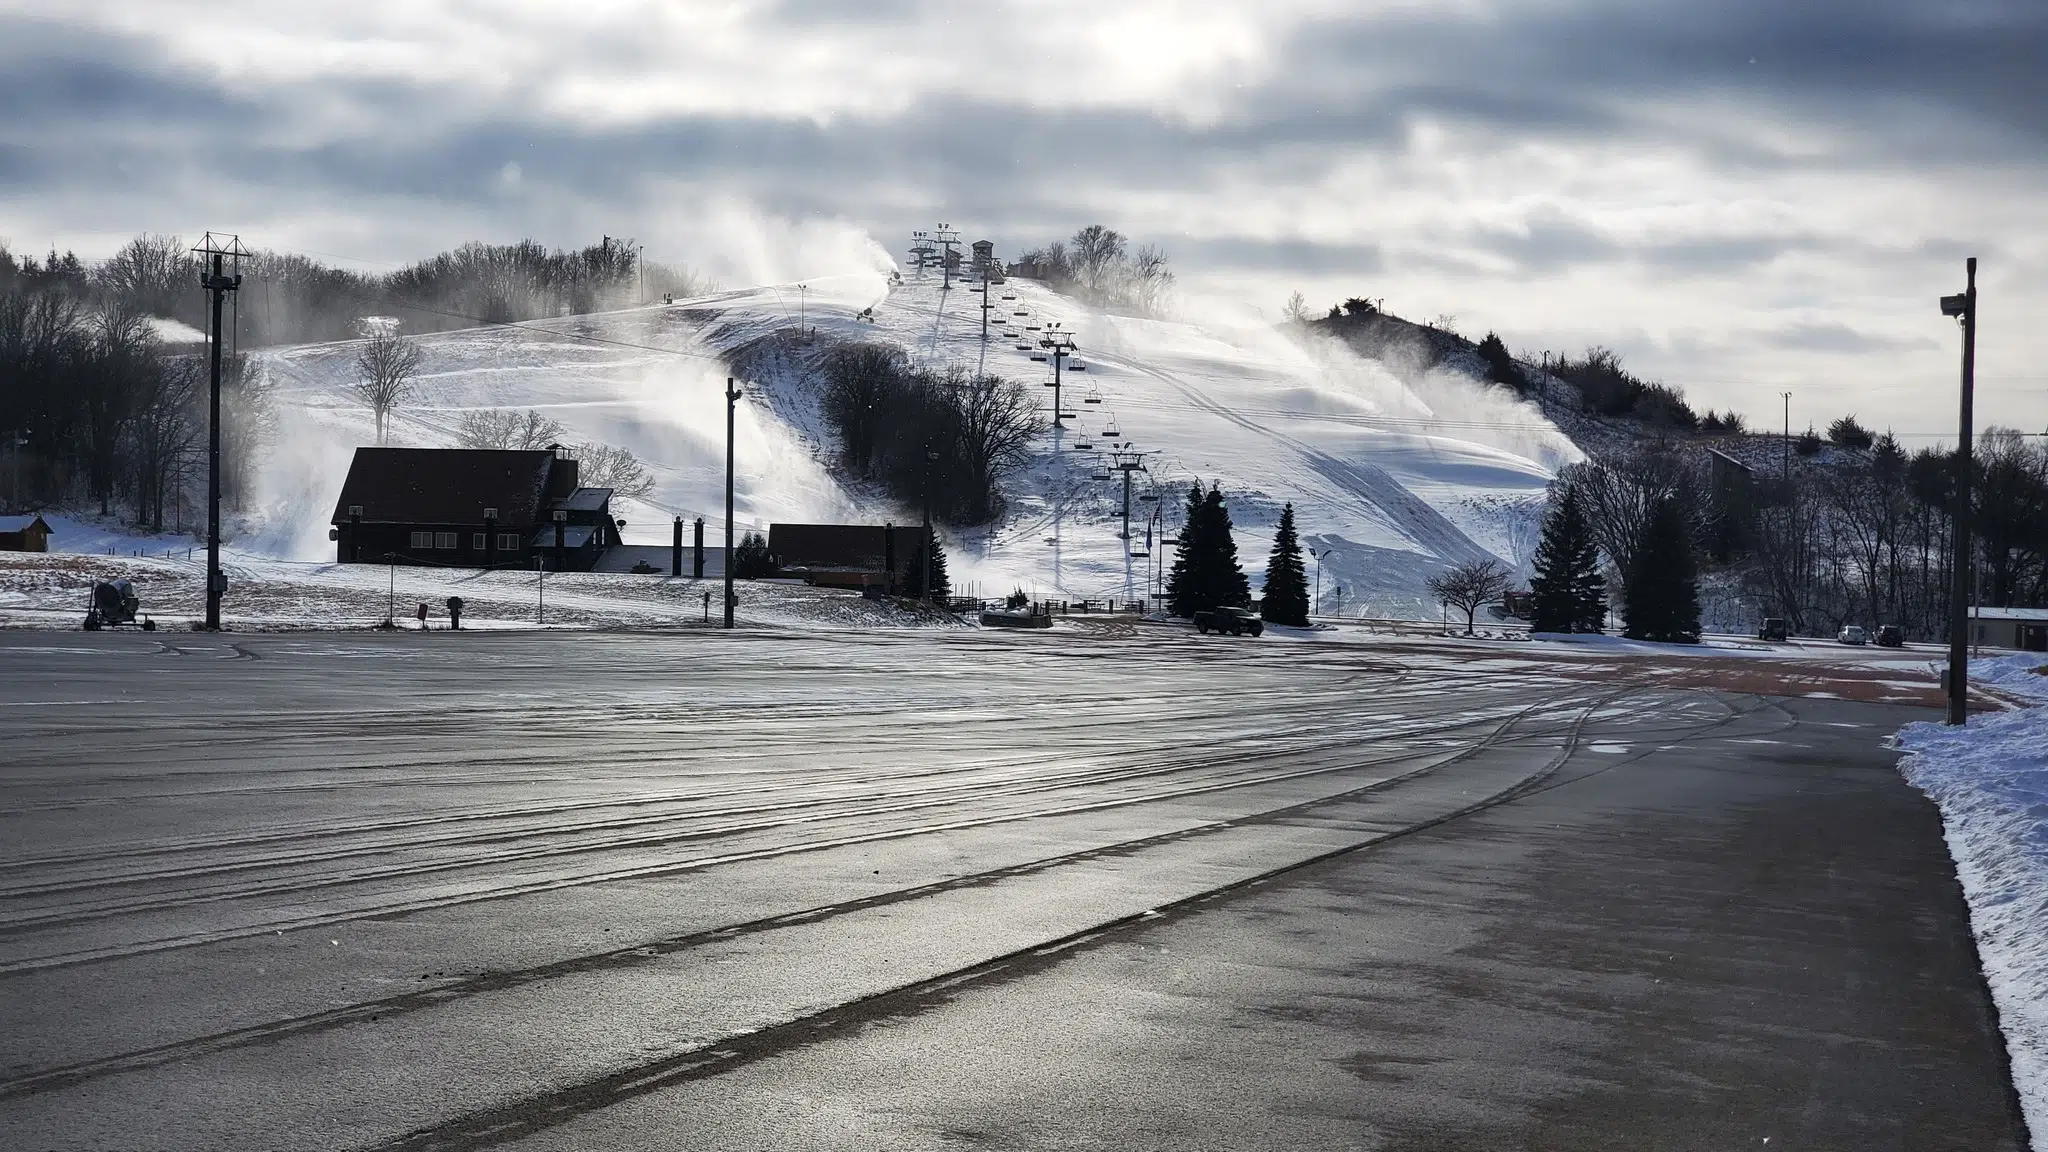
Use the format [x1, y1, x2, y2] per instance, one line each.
[248, 271, 1580, 616]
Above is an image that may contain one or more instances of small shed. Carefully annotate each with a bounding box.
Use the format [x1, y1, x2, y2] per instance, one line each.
[0, 514, 52, 553]
[1970, 607, 2048, 652]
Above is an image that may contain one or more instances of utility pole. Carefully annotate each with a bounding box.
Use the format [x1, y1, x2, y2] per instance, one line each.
[796, 282, 808, 334]
[978, 271, 995, 341]
[725, 376, 740, 629]
[192, 234, 245, 631]
[1040, 325, 1078, 425]
[1781, 391, 1792, 485]
[1942, 259, 1979, 725]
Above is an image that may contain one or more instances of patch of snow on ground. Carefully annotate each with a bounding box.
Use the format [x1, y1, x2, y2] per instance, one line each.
[1898, 655, 2048, 1148]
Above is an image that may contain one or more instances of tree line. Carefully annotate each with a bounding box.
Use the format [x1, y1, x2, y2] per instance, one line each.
[0, 256, 271, 527]
[818, 343, 1041, 526]
[1514, 427, 2048, 642]
[1012, 225, 1174, 317]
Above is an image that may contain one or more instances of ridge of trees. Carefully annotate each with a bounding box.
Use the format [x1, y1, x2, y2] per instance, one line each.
[1012, 225, 1174, 316]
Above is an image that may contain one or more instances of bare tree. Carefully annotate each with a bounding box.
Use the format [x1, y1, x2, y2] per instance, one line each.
[454, 408, 565, 451]
[1559, 450, 1692, 593]
[946, 368, 1043, 524]
[129, 355, 202, 530]
[573, 442, 656, 501]
[219, 353, 274, 511]
[1426, 558, 1514, 635]
[95, 234, 192, 319]
[819, 342, 908, 475]
[1128, 244, 1174, 316]
[352, 323, 424, 444]
[1282, 291, 1312, 325]
[1069, 225, 1127, 298]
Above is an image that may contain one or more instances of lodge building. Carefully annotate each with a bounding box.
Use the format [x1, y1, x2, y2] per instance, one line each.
[329, 445, 619, 571]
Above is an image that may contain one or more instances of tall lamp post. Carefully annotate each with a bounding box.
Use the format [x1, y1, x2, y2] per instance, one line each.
[1314, 548, 1333, 616]
[1941, 259, 1978, 726]
[725, 376, 741, 629]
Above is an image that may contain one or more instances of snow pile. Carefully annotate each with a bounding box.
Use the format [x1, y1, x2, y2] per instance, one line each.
[1978, 653, 2048, 705]
[1898, 690, 2048, 1145]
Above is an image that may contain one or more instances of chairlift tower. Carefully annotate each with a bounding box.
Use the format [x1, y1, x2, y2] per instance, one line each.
[934, 224, 960, 290]
[1039, 324, 1078, 425]
[191, 232, 249, 631]
[908, 231, 936, 281]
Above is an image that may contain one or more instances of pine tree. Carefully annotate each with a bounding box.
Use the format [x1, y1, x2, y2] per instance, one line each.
[1260, 503, 1310, 626]
[902, 524, 950, 601]
[1166, 482, 1249, 615]
[1529, 486, 1606, 633]
[1202, 485, 1252, 609]
[1623, 498, 1700, 642]
[1166, 483, 1206, 616]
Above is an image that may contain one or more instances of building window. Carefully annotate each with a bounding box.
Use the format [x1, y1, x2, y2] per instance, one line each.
[409, 530, 431, 549]
[434, 532, 457, 550]
[498, 532, 519, 550]
[472, 533, 486, 551]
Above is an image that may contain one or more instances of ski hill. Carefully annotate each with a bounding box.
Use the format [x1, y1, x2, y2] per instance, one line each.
[246, 269, 1582, 617]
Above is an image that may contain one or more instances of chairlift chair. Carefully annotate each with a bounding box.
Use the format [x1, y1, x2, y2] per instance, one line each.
[1058, 411, 1077, 420]
[1069, 364, 1086, 371]
[1030, 354, 1048, 362]
[1002, 293, 1017, 300]
[1076, 440, 1094, 450]
[1013, 310, 1029, 316]
[1128, 549, 1150, 559]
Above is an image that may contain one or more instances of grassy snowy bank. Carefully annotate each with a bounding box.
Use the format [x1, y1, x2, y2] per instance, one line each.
[0, 553, 967, 632]
[1897, 654, 2048, 1148]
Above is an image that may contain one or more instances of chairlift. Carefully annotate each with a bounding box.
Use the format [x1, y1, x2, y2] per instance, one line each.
[1092, 470, 1112, 481]
[1069, 364, 1087, 371]
[1104, 421, 1122, 438]
[1163, 537, 1180, 546]
[1030, 354, 1048, 362]
[1001, 293, 1017, 301]
[1083, 387, 1103, 404]
[1025, 325, 1042, 331]
[1013, 310, 1029, 316]
[1128, 549, 1150, 559]
[1076, 440, 1095, 450]
[1058, 411, 1077, 420]
[967, 286, 984, 293]
[1139, 493, 1158, 503]
[1017, 344, 1034, 351]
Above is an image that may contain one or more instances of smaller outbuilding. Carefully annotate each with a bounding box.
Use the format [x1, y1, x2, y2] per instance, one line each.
[768, 523, 930, 592]
[0, 514, 52, 553]
[1970, 607, 2048, 652]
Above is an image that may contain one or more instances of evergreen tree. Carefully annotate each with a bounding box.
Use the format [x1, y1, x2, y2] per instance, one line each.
[1166, 483, 1207, 616]
[1622, 498, 1701, 642]
[1166, 482, 1250, 615]
[1476, 332, 1522, 390]
[1260, 503, 1310, 626]
[901, 524, 951, 600]
[1529, 486, 1606, 633]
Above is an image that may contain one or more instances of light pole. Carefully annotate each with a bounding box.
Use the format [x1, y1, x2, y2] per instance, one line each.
[725, 376, 741, 628]
[1941, 258, 1978, 725]
[1314, 548, 1333, 616]
[1780, 391, 1792, 485]
[922, 444, 939, 603]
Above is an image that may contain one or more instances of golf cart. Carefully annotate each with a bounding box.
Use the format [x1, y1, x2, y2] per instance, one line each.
[83, 578, 156, 631]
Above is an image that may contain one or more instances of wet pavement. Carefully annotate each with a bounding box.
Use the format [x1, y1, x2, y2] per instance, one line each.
[0, 629, 2025, 1150]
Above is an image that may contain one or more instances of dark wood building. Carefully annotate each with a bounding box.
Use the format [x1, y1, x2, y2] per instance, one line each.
[768, 523, 929, 591]
[329, 446, 619, 571]
[0, 514, 52, 553]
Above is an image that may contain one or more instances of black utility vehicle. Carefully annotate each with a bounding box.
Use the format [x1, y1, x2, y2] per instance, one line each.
[1758, 617, 1790, 642]
[1876, 623, 1905, 648]
[1193, 606, 1264, 637]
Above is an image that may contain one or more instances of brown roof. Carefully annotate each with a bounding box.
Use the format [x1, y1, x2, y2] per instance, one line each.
[769, 523, 927, 571]
[330, 448, 557, 527]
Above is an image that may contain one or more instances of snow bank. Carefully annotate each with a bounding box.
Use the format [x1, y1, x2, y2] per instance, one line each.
[1898, 674, 2048, 1147]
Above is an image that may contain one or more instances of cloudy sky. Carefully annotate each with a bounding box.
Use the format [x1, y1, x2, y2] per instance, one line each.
[4, 0, 2043, 437]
